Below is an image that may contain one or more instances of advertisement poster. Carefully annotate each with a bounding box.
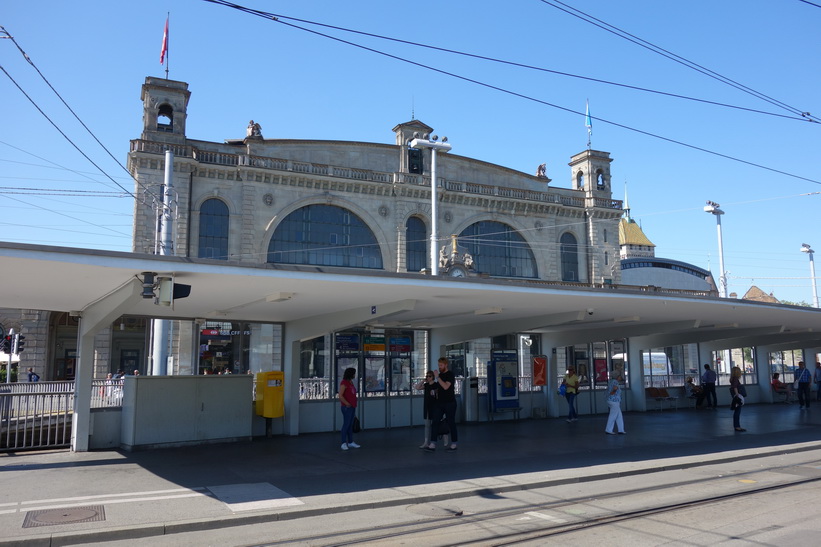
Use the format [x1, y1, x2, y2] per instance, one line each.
[594, 358, 608, 383]
[532, 356, 547, 386]
[336, 356, 358, 393]
[391, 357, 411, 392]
[364, 357, 385, 391]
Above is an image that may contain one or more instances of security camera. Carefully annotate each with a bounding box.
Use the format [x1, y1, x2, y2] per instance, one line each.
[587, 308, 594, 315]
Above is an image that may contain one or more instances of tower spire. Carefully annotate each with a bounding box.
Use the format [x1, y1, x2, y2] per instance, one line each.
[623, 181, 631, 219]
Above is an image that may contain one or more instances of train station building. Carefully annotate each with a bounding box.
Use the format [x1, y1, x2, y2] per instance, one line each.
[2, 77, 821, 452]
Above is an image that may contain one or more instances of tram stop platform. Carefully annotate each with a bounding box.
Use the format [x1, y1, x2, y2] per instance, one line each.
[1, 402, 820, 545]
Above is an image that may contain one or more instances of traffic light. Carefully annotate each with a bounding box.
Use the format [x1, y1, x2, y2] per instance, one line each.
[12, 334, 25, 353]
[0, 335, 10, 353]
[157, 277, 191, 306]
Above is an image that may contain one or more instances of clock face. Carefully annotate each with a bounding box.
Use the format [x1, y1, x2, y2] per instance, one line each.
[449, 267, 466, 278]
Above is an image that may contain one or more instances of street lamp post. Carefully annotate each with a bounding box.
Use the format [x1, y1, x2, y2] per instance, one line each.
[801, 243, 819, 308]
[704, 201, 727, 298]
[409, 134, 452, 276]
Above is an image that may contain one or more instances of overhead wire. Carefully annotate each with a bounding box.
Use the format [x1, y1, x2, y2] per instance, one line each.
[0, 26, 162, 201]
[202, 3, 810, 124]
[537, 0, 817, 123]
[0, 193, 132, 239]
[201, 1, 821, 185]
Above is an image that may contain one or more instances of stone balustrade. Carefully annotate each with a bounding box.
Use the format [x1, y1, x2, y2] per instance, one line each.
[130, 139, 622, 211]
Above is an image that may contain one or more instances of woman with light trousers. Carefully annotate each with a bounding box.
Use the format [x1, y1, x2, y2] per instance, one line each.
[604, 372, 625, 435]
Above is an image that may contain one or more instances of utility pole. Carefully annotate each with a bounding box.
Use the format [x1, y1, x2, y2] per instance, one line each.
[151, 150, 174, 375]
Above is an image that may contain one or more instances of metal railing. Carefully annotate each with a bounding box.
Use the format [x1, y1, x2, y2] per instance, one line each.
[0, 383, 73, 451]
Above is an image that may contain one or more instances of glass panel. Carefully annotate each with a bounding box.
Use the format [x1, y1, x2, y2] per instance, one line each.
[560, 232, 579, 282]
[198, 321, 250, 375]
[405, 217, 427, 272]
[268, 204, 383, 269]
[459, 221, 537, 278]
[198, 199, 229, 259]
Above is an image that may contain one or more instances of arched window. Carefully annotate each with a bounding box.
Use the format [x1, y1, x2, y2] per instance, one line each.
[459, 221, 536, 278]
[268, 204, 383, 269]
[198, 199, 229, 259]
[405, 216, 427, 272]
[157, 104, 173, 132]
[576, 170, 584, 189]
[560, 232, 579, 281]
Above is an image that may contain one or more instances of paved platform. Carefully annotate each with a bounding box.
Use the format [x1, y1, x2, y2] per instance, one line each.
[1, 402, 820, 546]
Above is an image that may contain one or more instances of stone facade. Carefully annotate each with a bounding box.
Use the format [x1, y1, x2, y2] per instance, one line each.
[129, 77, 623, 286]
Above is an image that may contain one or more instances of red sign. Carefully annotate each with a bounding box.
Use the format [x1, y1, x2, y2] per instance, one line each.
[532, 356, 546, 386]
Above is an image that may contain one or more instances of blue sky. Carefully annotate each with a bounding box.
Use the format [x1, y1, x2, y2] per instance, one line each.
[1, 1, 819, 303]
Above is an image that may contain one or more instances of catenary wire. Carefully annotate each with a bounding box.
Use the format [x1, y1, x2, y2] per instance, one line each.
[537, 0, 816, 122]
[0, 63, 139, 198]
[201, 1, 821, 185]
[200, 2, 810, 124]
[0, 193, 132, 239]
[0, 26, 162, 202]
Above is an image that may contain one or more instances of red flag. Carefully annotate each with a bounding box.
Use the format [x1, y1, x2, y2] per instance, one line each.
[160, 17, 169, 65]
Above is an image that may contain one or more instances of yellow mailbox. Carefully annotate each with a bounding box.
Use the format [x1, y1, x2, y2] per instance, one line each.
[255, 371, 284, 418]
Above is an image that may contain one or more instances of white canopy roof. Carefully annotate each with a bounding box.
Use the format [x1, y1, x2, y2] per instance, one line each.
[1, 241, 821, 350]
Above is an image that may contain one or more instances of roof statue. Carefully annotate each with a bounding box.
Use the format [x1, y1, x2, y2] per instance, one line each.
[246, 120, 262, 139]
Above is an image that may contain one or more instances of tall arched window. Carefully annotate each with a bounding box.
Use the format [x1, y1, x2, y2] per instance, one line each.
[560, 232, 579, 281]
[268, 204, 383, 269]
[198, 198, 229, 259]
[405, 216, 427, 272]
[459, 221, 536, 278]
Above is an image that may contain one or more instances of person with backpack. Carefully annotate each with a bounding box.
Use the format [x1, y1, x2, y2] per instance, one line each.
[27, 368, 39, 382]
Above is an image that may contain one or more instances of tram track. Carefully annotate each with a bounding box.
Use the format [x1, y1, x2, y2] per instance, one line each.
[252, 457, 821, 547]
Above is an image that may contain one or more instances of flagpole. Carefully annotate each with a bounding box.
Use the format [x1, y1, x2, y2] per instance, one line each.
[585, 99, 592, 150]
[161, 14, 170, 79]
[165, 13, 169, 80]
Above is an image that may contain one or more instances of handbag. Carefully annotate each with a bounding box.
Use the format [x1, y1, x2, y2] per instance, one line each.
[558, 383, 567, 396]
[793, 380, 800, 390]
[352, 416, 361, 433]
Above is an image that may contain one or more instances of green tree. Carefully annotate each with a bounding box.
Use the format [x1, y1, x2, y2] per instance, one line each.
[779, 300, 812, 307]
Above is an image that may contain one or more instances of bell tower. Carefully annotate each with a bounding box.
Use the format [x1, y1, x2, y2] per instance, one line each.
[140, 77, 190, 145]
[392, 120, 434, 174]
[569, 149, 612, 196]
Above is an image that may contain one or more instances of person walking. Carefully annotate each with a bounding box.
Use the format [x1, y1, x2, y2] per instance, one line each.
[701, 364, 717, 409]
[730, 366, 746, 432]
[814, 362, 821, 402]
[338, 367, 360, 450]
[604, 371, 625, 435]
[424, 357, 458, 452]
[563, 365, 580, 422]
[795, 361, 812, 409]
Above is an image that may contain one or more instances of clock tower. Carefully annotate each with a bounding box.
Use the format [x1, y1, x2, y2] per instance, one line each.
[439, 235, 476, 278]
